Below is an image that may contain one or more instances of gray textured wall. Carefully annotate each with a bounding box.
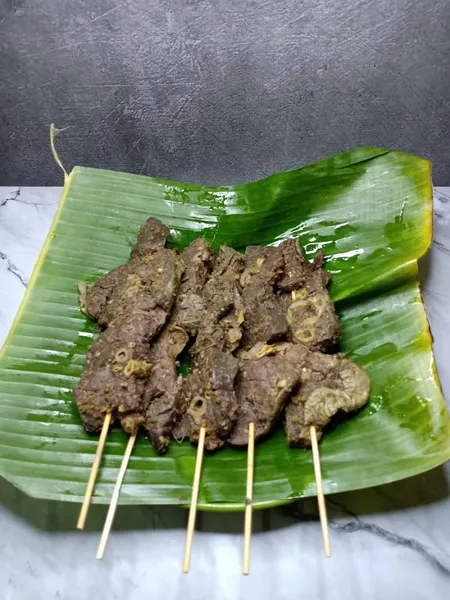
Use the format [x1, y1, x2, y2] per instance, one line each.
[1, 0, 449, 185]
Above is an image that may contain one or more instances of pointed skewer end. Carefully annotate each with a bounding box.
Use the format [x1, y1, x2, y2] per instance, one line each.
[96, 430, 137, 559]
[310, 426, 331, 559]
[242, 422, 255, 576]
[182, 425, 206, 573]
[77, 410, 112, 531]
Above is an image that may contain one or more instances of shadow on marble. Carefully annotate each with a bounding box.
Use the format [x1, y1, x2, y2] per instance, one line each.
[0, 475, 296, 534]
[1, 463, 448, 535]
[328, 464, 449, 516]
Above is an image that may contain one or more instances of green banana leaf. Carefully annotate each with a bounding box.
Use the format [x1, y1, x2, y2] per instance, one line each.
[0, 147, 449, 510]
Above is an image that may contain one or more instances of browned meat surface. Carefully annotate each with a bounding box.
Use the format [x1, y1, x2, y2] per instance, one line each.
[82, 263, 130, 326]
[75, 215, 368, 452]
[277, 238, 322, 292]
[176, 349, 239, 451]
[130, 216, 170, 259]
[179, 238, 214, 296]
[172, 238, 214, 335]
[191, 246, 244, 360]
[228, 343, 301, 446]
[123, 252, 183, 315]
[83, 217, 182, 328]
[285, 351, 370, 446]
[279, 238, 340, 352]
[143, 325, 188, 453]
[141, 239, 213, 453]
[74, 217, 184, 441]
[240, 245, 287, 349]
[73, 313, 154, 434]
[172, 398, 188, 443]
[86, 250, 183, 328]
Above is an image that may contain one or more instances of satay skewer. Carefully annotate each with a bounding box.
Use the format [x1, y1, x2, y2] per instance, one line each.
[243, 421, 255, 575]
[310, 425, 331, 557]
[183, 424, 206, 573]
[96, 430, 138, 560]
[77, 410, 112, 530]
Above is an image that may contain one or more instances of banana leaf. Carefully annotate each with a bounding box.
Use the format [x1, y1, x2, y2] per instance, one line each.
[0, 147, 449, 510]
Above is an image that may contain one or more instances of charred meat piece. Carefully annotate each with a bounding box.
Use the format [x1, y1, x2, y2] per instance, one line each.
[73, 313, 156, 434]
[176, 349, 239, 451]
[279, 238, 340, 352]
[172, 238, 214, 335]
[228, 343, 301, 446]
[240, 245, 287, 349]
[285, 351, 370, 447]
[143, 325, 189, 453]
[191, 246, 244, 360]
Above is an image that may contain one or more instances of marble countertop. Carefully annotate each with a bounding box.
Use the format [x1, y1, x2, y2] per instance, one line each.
[0, 187, 449, 600]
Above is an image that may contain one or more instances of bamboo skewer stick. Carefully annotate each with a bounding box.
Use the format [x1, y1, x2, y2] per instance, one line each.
[183, 424, 206, 573]
[243, 421, 255, 576]
[96, 430, 137, 560]
[77, 410, 112, 530]
[310, 425, 331, 557]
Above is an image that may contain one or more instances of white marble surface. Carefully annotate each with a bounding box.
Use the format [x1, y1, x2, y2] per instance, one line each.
[1, 187, 450, 600]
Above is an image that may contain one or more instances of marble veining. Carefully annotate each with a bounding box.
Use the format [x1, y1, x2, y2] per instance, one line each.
[0, 187, 449, 600]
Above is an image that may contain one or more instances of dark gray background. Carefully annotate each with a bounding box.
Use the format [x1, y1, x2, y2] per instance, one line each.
[1, 0, 449, 186]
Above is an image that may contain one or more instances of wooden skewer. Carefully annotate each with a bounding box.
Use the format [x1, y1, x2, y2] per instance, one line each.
[243, 421, 255, 575]
[183, 424, 206, 573]
[310, 425, 331, 557]
[77, 410, 112, 530]
[96, 430, 137, 560]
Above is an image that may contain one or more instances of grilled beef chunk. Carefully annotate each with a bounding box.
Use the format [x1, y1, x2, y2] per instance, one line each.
[83, 217, 181, 327]
[143, 325, 189, 453]
[279, 238, 340, 352]
[142, 239, 213, 453]
[86, 250, 182, 328]
[82, 263, 130, 326]
[176, 349, 239, 451]
[240, 246, 288, 349]
[75, 214, 369, 452]
[228, 343, 301, 446]
[191, 246, 244, 360]
[74, 218, 184, 435]
[172, 238, 214, 335]
[73, 312, 154, 434]
[285, 350, 370, 447]
[130, 217, 171, 259]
